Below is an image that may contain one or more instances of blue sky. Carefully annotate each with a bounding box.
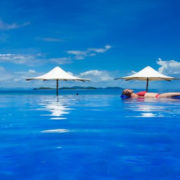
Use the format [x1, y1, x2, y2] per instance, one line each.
[0, 0, 180, 89]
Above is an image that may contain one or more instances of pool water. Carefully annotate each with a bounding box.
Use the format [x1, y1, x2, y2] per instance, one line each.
[1, 92, 180, 180]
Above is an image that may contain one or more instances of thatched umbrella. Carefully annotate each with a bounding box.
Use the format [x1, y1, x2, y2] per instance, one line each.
[115, 66, 174, 91]
[26, 66, 89, 96]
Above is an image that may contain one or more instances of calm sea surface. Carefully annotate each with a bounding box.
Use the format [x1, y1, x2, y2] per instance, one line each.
[1, 89, 180, 180]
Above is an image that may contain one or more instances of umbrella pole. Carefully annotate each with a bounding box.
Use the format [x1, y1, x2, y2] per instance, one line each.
[56, 79, 59, 96]
[146, 78, 149, 92]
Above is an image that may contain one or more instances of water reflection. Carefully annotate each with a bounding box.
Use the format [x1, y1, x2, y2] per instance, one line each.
[41, 129, 69, 133]
[124, 98, 180, 118]
[37, 96, 74, 120]
[139, 112, 156, 117]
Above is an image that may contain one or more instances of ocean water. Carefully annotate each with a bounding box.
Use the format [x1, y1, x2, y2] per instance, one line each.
[1, 90, 180, 180]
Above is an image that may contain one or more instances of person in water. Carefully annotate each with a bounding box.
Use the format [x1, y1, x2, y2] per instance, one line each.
[121, 89, 180, 99]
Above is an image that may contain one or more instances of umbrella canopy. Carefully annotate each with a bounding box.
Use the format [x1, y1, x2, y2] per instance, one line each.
[115, 66, 174, 91]
[27, 66, 88, 81]
[26, 66, 89, 95]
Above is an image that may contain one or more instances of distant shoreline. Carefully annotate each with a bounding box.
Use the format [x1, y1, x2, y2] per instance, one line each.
[33, 86, 123, 90]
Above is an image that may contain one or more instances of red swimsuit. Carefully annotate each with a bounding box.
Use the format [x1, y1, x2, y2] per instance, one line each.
[136, 91, 146, 97]
[136, 91, 160, 98]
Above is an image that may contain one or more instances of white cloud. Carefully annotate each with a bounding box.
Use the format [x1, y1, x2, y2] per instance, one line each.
[80, 70, 113, 82]
[4, 68, 46, 88]
[15, 69, 37, 75]
[130, 70, 136, 74]
[28, 69, 36, 73]
[49, 57, 72, 64]
[157, 58, 180, 75]
[67, 50, 85, 56]
[0, 53, 74, 66]
[0, 53, 42, 65]
[0, 66, 39, 87]
[0, 20, 30, 30]
[0, 44, 111, 66]
[0, 66, 13, 81]
[88, 45, 111, 53]
[67, 45, 111, 60]
[12, 69, 38, 82]
[67, 50, 87, 60]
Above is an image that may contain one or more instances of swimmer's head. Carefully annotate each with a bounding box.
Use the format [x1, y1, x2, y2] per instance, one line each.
[121, 89, 134, 98]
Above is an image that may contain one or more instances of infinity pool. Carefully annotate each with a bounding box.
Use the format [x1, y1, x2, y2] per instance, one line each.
[1, 92, 180, 180]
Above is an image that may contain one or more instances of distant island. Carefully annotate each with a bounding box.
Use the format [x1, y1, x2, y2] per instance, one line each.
[33, 86, 123, 90]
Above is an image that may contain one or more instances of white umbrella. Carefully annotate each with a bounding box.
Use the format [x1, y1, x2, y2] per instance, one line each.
[115, 66, 174, 91]
[26, 66, 89, 95]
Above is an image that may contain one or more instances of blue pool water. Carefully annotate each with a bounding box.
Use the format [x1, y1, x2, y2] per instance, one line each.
[1, 90, 180, 180]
